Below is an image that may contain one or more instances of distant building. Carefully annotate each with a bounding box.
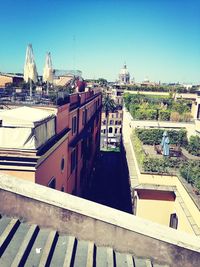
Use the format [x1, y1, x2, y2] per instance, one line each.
[101, 109, 123, 148]
[0, 72, 24, 87]
[119, 64, 130, 84]
[0, 89, 102, 196]
[53, 69, 82, 87]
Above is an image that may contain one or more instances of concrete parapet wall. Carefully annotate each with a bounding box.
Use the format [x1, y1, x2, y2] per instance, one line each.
[0, 173, 200, 267]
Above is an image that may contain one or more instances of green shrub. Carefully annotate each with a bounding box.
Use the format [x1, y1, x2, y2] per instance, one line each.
[179, 161, 200, 191]
[159, 110, 171, 121]
[143, 157, 183, 173]
[135, 128, 188, 146]
[187, 136, 200, 156]
[134, 109, 157, 120]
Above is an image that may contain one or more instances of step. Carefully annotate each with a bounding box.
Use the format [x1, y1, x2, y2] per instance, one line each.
[134, 257, 153, 267]
[62, 235, 77, 267]
[38, 230, 58, 267]
[73, 240, 89, 267]
[96, 246, 115, 267]
[11, 224, 39, 267]
[0, 221, 30, 266]
[50, 235, 69, 266]
[0, 216, 13, 236]
[24, 228, 51, 267]
[86, 241, 95, 267]
[0, 218, 20, 257]
[115, 252, 134, 267]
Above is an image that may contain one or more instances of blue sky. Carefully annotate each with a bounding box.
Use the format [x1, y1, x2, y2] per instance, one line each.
[0, 0, 200, 83]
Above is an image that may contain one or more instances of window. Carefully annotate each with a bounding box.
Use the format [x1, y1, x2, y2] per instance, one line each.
[61, 157, 65, 171]
[169, 213, 178, 229]
[72, 116, 77, 135]
[109, 127, 113, 133]
[110, 120, 114, 125]
[71, 148, 77, 173]
[48, 177, 56, 189]
[115, 128, 118, 134]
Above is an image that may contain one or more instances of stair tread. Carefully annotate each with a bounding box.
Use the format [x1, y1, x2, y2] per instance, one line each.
[62, 235, 76, 267]
[0, 221, 30, 266]
[0, 216, 12, 236]
[116, 252, 133, 267]
[50, 235, 69, 266]
[38, 230, 57, 267]
[11, 224, 38, 267]
[134, 257, 152, 267]
[24, 228, 51, 267]
[73, 240, 89, 267]
[96, 246, 111, 267]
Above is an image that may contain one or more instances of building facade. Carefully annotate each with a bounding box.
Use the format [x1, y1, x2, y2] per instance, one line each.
[0, 89, 102, 196]
[101, 109, 123, 148]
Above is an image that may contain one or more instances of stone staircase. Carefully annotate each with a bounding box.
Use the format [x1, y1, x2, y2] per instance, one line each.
[0, 214, 169, 267]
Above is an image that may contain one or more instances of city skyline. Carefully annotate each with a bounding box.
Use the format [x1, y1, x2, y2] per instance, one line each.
[0, 0, 200, 83]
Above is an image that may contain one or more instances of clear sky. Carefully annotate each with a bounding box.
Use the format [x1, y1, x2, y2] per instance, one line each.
[0, 0, 200, 83]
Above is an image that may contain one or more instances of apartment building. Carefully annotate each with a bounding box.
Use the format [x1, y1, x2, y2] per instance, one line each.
[0, 89, 102, 196]
[101, 109, 123, 148]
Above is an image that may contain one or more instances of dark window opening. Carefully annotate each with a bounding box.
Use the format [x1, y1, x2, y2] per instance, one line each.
[169, 213, 178, 229]
[48, 177, 56, 189]
[61, 157, 65, 171]
[72, 116, 77, 135]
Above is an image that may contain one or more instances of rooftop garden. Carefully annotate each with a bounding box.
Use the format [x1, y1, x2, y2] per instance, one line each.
[124, 93, 193, 122]
[131, 128, 200, 193]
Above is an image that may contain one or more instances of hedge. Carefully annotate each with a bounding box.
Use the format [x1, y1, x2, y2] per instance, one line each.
[135, 128, 188, 146]
[187, 136, 200, 157]
[143, 157, 183, 173]
[179, 161, 200, 191]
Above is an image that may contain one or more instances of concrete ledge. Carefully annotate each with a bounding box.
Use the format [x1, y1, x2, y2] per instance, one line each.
[0, 173, 200, 267]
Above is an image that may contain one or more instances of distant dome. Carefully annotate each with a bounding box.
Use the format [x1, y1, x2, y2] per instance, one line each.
[119, 64, 130, 84]
[120, 64, 130, 75]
